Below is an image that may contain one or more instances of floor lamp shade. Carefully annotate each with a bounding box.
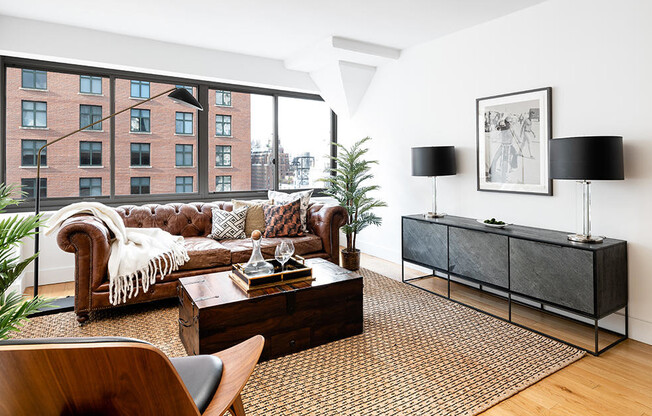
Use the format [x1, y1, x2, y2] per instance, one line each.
[168, 88, 203, 110]
[550, 136, 624, 180]
[411, 146, 457, 177]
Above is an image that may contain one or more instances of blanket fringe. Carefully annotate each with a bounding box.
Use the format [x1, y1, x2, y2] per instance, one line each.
[109, 244, 190, 306]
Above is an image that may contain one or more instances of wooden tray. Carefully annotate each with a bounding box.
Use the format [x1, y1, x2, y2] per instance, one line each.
[230, 256, 314, 292]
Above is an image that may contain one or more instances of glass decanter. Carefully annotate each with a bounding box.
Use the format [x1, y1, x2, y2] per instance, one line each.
[242, 230, 274, 276]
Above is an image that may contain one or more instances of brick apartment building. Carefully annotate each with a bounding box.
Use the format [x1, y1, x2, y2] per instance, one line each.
[5, 67, 251, 198]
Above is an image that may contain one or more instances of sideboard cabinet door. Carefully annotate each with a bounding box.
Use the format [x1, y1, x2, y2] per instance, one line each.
[510, 238, 594, 315]
[449, 227, 509, 288]
[402, 218, 448, 270]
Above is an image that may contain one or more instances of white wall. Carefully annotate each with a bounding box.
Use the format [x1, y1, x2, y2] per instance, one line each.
[0, 15, 317, 93]
[339, 0, 652, 344]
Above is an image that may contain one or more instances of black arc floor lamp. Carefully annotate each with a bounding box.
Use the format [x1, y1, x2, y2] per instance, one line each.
[31, 87, 203, 299]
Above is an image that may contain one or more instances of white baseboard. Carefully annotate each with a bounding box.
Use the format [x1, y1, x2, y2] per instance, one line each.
[630, 315, 652, 346]
[22, 266, 75, 287]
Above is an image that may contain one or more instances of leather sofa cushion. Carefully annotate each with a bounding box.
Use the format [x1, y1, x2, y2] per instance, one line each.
[220, 234, 324, 264]
[179, 237, 231, 270]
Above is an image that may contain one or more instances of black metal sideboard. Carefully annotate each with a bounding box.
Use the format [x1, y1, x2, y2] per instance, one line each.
[401, 214, 628, 355]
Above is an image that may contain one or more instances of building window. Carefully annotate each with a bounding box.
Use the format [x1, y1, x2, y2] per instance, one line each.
[130, 80, 150, 98]
[80, 75, 102, 94]
[21, 140, 47, 167]
[80, 105, 102, 130]
[176, 85, 193, 94]
[21, 178, 47, 199]
[21, 69, 47, 90]
[175, 144, 193, 167]
[79, 178, 102, 197]
[21, 101, 47, 128]
[80, 141, 102, 166]
[175, 112, 193, 135]
[215, 145, 231, 167]
[130, 143, 151, 166]
[175, 176, 193, 193]
[216, 90, 231, 107]
[130, 177, 150, 194]
[215, 175, 231, 192]
[130, 109, 150, 132]
[215, 115, 231, 136]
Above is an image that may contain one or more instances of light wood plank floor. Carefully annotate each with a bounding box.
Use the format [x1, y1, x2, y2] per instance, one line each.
[24, 253, 652, 415]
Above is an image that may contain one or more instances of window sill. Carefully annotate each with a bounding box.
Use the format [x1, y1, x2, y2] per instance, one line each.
[20, 126, 49, 130]
[20, 165, 48, 169]
[19, 88, 48, 92]
[175, 166, 196, 169]
[174, 133, 195, 137]
[215, 135, 233, 138]
[81, 129, 104, 133]
[78, 166, 105, 169]
[129, 131, 152, 135]
[129, 97, 149, 101]
[215, 165, 233, 169]
[215, 104, 233, 108]
[78, 92, 104, 97]
[130, 166, 152, 169]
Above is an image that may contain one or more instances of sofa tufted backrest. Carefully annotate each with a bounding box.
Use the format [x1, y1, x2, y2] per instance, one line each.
[114, 202, 234, 237]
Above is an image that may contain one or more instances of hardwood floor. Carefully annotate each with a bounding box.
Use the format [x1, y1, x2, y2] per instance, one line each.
[23, 282, 74, 299]
[360, 252, 652, 416]
[22, 253, 652, 414]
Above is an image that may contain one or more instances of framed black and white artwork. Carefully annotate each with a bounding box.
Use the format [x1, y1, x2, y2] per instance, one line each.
[476, 87, 552, 195]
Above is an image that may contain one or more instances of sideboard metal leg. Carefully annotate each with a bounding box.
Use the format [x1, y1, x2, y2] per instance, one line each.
[594, 319, 599, 355]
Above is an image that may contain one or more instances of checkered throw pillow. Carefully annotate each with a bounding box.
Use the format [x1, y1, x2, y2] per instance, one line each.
[263, 199, 304, 238]
[208, 206, 248, 240]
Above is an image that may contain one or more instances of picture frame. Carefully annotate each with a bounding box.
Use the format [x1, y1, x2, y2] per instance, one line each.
[476, 87, 552, 195]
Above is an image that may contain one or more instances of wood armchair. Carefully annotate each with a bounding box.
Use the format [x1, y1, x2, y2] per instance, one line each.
[0, 335, 264, 416]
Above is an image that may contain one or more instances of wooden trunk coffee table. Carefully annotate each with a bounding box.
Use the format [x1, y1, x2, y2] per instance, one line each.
[178, 258, 363, 360]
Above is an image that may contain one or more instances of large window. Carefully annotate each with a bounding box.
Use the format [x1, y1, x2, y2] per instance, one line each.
[215, 145, 231, 167]
[22, 70, 47, 90]
[130, 143, 150, 167]
[80, 76, 102, 94]
[130, 109, 150, 133]
[176, 176, 193, 193]
[22, 101, 47, 128]
[175, 112, 193, 135]
[131, 177, 150, 194]
[21, 140, 47, 167]
[130, 80, 150, 98]
[79, 178, 102, 196]
[21, 178, 47, 199]
[215, 115, 231, 137]
[3, 61, 333, 207]
[175, 144, 193, 167]
[80, 105, 102, 130]
[80, 141, 102, 166]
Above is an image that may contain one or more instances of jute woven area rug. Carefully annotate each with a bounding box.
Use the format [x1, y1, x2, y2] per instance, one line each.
[15, 269, 583, 415]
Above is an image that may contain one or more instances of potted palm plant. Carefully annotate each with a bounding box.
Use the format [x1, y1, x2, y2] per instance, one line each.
[321, 137, 387, 270]
[0, 184, 49, 339]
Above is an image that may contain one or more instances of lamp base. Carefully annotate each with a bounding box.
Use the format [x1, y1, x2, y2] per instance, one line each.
[425, 212, 446, 218]
[567, 234, 604, 244]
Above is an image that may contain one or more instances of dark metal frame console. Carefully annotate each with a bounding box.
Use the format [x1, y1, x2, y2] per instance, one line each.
[401, 214, 627, 355]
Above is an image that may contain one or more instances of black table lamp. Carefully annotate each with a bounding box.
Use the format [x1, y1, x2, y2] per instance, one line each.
[550, 136, 624, 243]
[411, 146, 457, 218]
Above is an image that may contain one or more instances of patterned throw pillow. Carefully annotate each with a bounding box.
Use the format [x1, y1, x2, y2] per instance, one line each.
[263, 199, 304, 238]
[208, 206, 248, 240]
[268, 189, 313, 233]
[232, 199, 272, 238]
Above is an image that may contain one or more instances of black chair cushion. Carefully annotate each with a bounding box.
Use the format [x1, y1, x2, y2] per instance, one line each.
[171, 355, 224, 414]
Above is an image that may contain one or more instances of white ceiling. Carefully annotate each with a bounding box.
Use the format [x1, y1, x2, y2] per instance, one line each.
[0, 0, 547, 61]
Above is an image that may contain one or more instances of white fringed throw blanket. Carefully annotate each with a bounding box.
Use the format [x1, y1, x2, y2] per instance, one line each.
[46, 202, 189, 305]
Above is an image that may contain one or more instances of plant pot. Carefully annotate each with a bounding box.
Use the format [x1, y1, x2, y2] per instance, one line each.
[341, 249, 361, 271]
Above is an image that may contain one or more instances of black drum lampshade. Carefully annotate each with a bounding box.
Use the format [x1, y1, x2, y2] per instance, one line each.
[550, 136, 624, 180]
[411, 146, 457, 177]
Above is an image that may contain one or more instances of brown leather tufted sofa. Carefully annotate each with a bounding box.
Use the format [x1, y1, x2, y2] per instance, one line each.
[56, 201, 347, 322]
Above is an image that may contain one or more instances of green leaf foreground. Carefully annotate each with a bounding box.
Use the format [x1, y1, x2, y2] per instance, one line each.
[319, 137, 387, 252]
[0, 183, 52, 340]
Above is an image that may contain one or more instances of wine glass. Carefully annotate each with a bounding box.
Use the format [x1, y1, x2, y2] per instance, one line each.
[275, 241, 295, 272]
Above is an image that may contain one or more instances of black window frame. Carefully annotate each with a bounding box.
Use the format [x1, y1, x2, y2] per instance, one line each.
[80, 104, 102, 130]
[175, 112, 193, 135]
[130, 80, 150, 99]
[1, 56, 336, 212]
[215, 145, 231, 167]
[79, 141, 102, 167]
[130, 108, 151, 133]
[175, 176, 193, 193]
[130, 177, 151, 195]
[21, 139, 47, 167]
[215, 114, 231, 137]
[175, 144, 193, 167]
[21, 178, 47, 199]
[80, 75, 102, 94]
[21, 100, 47, 128]
[130, 142, 151, 167]
[215, 90, 232, 107]
[21, 69, 47, 90]
[79, 177, 102, 197]
[215, 175, 232, 192]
